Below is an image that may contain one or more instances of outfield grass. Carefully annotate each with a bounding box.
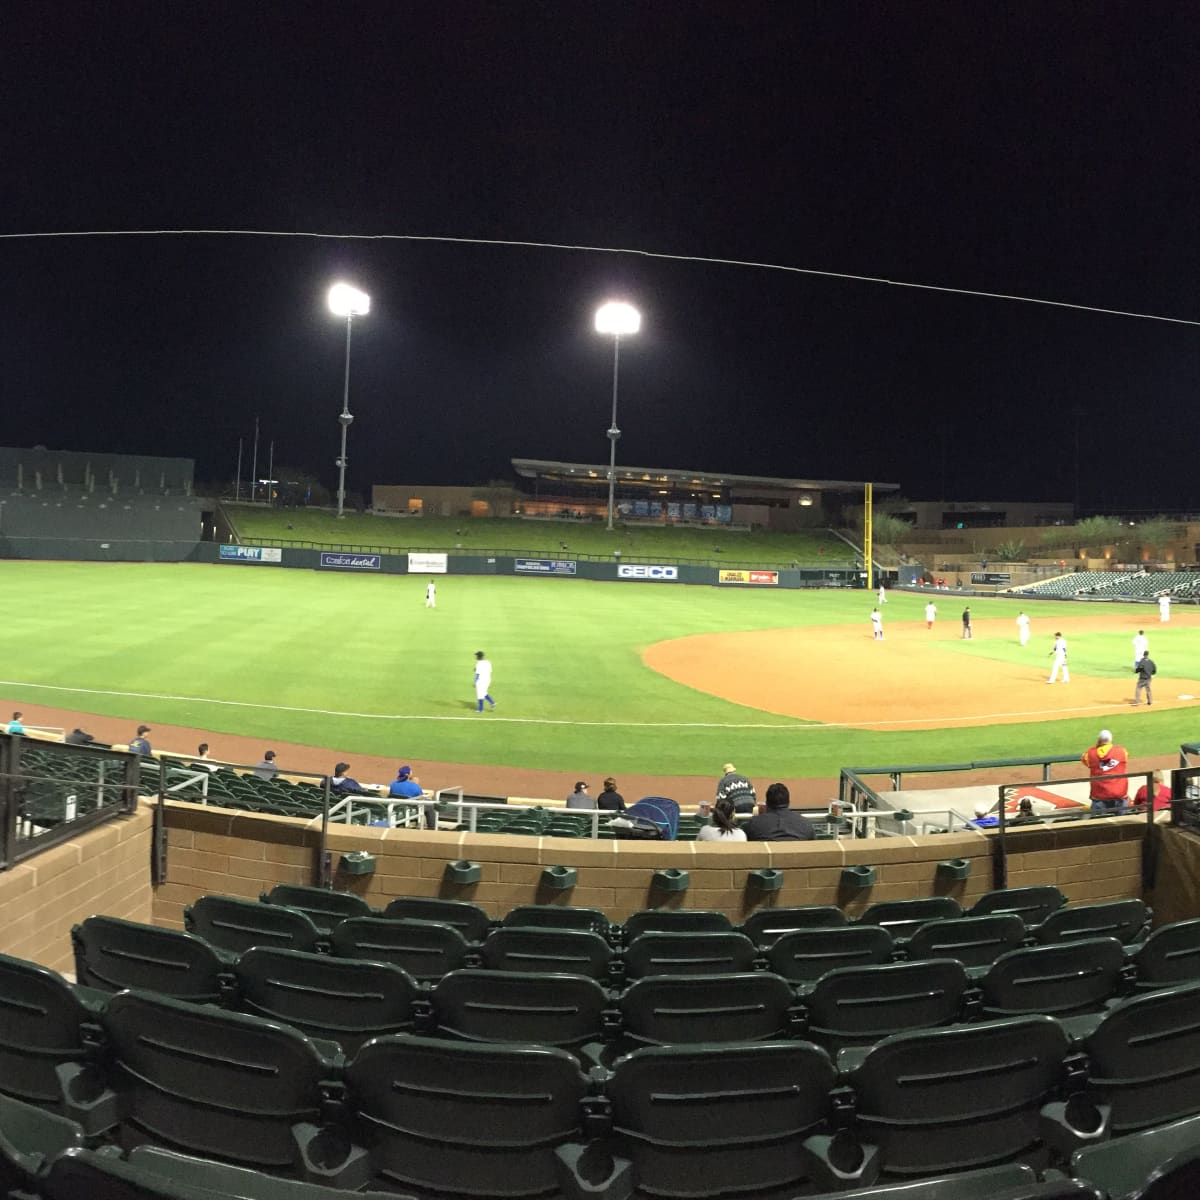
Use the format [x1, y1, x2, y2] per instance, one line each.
[227, 507, 856, 567]
[1, 561, 1194, 778]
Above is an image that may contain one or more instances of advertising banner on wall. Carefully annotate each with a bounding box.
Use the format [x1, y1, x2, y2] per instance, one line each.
[219, 545, 282, 564]
[719, 569, 779, 585]
[617, 564, 678, 581]
[320, 552, 381, 571]
[515, 558, 577, 575]
[408, 552, 447, 574]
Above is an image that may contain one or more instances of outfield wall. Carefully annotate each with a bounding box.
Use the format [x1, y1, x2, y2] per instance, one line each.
[192, 542, 864, 588]
[151, 800, 1156, 928]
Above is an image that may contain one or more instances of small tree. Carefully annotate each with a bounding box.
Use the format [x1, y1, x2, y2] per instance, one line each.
[844, 511, 912, 546]
[1039, 527, 1072, 555]
[1073, 515, 1125, 557]
[1133, 516, 1177, 557]
[994, 539, 1026, 562]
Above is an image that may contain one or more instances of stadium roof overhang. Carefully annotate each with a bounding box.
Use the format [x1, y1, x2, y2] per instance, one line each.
[511, 458, 899, 494]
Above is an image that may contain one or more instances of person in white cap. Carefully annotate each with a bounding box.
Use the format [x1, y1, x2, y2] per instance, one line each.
[924, 600, 937, 629]
[870, 606, 884, 640]
[1047, 632, 1070, 683]
[1159, 593, 1172, 623]
[1081, 730, 1129, 814]
[715, 762, 757, 813]
[425, 579, 437, 609]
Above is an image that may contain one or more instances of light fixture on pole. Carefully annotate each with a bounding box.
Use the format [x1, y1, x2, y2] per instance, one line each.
[594, 300, 641, 531]
[327, 282, 371, 518]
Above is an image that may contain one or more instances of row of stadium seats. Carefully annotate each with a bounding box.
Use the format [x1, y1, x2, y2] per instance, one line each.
[2, 950, 1200, 1198]
[245, 880, 1129, 944]
[64, 908, 1200, 1057]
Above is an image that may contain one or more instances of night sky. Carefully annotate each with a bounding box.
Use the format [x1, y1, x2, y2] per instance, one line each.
[4, 3, 1198, 510]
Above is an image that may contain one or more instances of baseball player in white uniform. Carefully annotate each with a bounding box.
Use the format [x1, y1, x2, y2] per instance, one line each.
[924, 601, 937, 629]
[1016, 611, 1030, 646]
[473, 651, 496, 713]
[1159, 594, 1172, 623]
[878, 584, 887, 605]
[425, 580, 437, 609]
[1132, 629, 1148, 669]
[1047, 632, 1070, 684]
[870, 607, 884, 640]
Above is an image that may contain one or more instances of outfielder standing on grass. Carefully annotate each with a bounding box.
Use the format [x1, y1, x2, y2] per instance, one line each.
[961, 607, 972, 639]
[1016, 611, 1030, 646]
[473, 650, 496, 713]
[1047, 632, 1070, 684]
[425, 579, 437, 609]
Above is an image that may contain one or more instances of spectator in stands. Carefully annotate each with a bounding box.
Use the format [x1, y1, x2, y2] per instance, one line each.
[1133, 769, 1171, 812]
[598, 777, 626, 811]
[566, 781, 596, 810]
[715, 762, 757, 813]
[388, 765, 423, 798]
[64, 727, 94, 746]
[696, 795, 747, 842]
[128, 725, 152, 755]
[6, 712, 25, 735]
[745, 782, 816, 841]
[190, 743, 220, 772]
[1082, 730, 1129, 814]
[253, 750, 278, 780]
[329, 762, 367, 795]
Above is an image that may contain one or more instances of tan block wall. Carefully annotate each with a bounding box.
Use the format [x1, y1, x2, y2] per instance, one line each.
[988, 816, 1148, 907]
[0, 803, 153, 973]
[150, 803, 1152, 929]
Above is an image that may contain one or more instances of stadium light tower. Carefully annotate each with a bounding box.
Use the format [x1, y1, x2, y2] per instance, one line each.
[327, 282, 371, 518]
[594, 300, 641, 531]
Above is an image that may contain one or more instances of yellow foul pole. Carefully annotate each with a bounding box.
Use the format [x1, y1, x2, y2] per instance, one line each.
[864, 482, 873, 591]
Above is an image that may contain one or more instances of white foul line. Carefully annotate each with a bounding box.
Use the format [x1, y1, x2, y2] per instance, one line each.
[0, 679, 1181, 731]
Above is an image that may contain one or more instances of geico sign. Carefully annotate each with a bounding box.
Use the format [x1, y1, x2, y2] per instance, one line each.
[618, 564, 678, 581]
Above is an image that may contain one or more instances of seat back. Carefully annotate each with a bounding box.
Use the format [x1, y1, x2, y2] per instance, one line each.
[185, 894, 323, 956]
[740, 905, 847, 947]
[766, 925, 894, 985]
[99, 990, 340, 1172]
[478, 927, 613, 980]
[501, 904, 610, 936]
[380, 897, 491, 941]
[804, 959, 969, 1049]
[72, 916, 230, 1003]
[42, 1144, 403, 1199]
[1131, 918, 1200, 988]
[858, 897, 962, 940]
[906, 914, 1027, 969]
[430, 969, 608, 1051]
[608, 1042, 834, 1198]
[1071, 1113, 1200, 1200]
[0, 1093, 83, 1196]
[0, 953, 96, 1107]
[346, 1034, 588, 1198]
[619, 972, 795, 1047]
[1035, 900, 1151, 946]
[1084, 981, 1200, 1134]
[329, 916, 470, 982]
[621, 909, 733, 941]
[981, 938, 1127, 1018]
[261, 884, 372, 933]
[971, 885, 1066, 927]
[845, 1016, 1070, 1177]
[235, 947, 417, 1053]
[622, 931, 758, 979]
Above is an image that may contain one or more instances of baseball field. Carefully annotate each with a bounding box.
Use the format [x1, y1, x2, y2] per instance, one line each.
[1, 559, 1196, 784]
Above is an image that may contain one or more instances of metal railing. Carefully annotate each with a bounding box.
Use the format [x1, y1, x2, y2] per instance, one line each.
[0, 735, 140, 870]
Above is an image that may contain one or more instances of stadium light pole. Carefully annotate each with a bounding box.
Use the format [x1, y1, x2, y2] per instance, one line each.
[327, 282, 371, 518]
[594, 301, 641, 531]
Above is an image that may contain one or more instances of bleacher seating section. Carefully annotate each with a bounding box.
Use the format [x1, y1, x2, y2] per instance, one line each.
[0, 889, 1184, 1197]
[1016, 569, 1198, 603]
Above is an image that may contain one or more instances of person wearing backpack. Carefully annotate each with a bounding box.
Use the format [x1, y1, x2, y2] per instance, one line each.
[1133, 652, 1157, 706]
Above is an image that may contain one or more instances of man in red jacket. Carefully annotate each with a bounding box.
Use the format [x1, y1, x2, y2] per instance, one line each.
[1081, 729, 1129, 814]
